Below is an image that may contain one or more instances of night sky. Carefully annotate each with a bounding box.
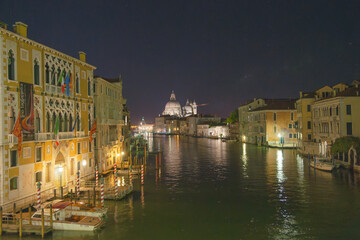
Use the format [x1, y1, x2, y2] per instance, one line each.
[2, 1, 360, 124]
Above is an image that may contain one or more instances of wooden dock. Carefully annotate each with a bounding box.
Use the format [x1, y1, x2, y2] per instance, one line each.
[2, 223, 52, 236]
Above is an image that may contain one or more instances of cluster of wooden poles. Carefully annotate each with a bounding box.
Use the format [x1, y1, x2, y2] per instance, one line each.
[0, 204, 53, 238]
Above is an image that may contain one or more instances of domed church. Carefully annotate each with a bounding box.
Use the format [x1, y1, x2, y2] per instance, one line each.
[162, 91, 197, 117]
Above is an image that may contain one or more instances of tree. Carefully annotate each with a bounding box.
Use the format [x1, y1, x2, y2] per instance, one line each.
[226, 110, 239, 123]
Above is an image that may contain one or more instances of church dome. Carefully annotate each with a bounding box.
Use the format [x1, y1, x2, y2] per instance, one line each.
[162, 91, 182, 116]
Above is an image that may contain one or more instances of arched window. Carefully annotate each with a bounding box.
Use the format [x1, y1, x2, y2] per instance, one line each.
[76, 74, 80, 94]
[69, 114, 73, 131]
[35, 110, 40, 133]
[57, 68, 61, 86]
[45, 64, 50, 84]
[59, 113, 63, 132]
[64, 113, 68, 132]
[46, 112, 51, 132]
[88, 78, 91, 96]
[34, 59, 40, 85]
[8, 50, 15, 80]
[52, 112, 56, 132]
[51, 65, 56, 85]
[88, 113, 91, 131]
[77, 115, 80, 131]
[8, 107, 15, 133]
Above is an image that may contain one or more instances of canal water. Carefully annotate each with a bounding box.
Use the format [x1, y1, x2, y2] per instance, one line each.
[4, 135, 360, 239]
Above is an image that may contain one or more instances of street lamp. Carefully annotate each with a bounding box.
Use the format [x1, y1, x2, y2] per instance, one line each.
[82, 159, 87, 167]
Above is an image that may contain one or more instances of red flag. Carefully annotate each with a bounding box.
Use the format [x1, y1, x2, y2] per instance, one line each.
[89, 119, 97, 143]
[12, 113, 22, 156]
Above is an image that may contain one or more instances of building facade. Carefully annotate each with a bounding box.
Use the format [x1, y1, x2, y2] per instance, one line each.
[0, 22, 95, 208]
[93, 76, 128, 172]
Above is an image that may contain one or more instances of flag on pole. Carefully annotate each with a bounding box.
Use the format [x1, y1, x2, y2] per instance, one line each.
[65, 73, 70, 96]
[71, 116, 78, 132]
[58, 70, 65, 93]
[12, 113, 22, 157]
[54, 116, 60, 146]
[89, 119, 97, 143]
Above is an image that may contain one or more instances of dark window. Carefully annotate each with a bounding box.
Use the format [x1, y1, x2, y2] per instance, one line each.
[346, 105, 351, 115]
[77, 161, 80, 171]
[291, 112, 294, 121]
[93, 83, 96, 93]
[307, 105, 311, 112]
[347, 122, 352, 135]
[77, 142, 81, 154]
[289, 124, 292, 129]
[36, 147, 42, 162]
[46, 112, 51, 132]
[307, 121, 311, 129]
[329, 108, 332, 116]
[89, 141, 92, 152]
[308, 134, 311, 140]
[10, 177, 18, 190]
[34, 59, 40, 85]
[88, 78, 91, 96]
[88, 114, 91, 131]
[45, 64, 50, 84]
[336, 106, 339, 115]
[51, 65, 56, 85]
[10, 150, 17, 167]
[77, 115, 80, 131]
[273, 113, 277, 121]
[289, 133, 292, 138]
[8, 50, 15, 80]
[76, 74, 80, 93]
[35, 172, 42, 182]
[57, 68, 61, 86]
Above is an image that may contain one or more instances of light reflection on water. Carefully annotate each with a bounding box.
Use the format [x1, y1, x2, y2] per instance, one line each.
[4, 136, 360, 240]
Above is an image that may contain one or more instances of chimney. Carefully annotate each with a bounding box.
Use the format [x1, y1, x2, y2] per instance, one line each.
[13, 22, 28, 37]
[79, 51, 86, 62]
[299, 91, 303, 98]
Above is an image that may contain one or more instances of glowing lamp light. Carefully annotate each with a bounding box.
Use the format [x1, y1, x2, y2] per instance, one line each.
[117, 153, 120, 157]
[121, 152, 124, 155]
[58, 166, 64, 173]
[82, 160, 87, 166]
[278, 133, 281, 138]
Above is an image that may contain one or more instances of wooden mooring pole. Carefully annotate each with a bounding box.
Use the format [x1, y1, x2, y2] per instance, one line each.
[93, 186, 96, 206]
[50, 204, 53, 231]
[41, 208, 45, 238]
[0, 206, 2, 236]
[13, 203, 16, 214]
[19, 208, 22, 238]
[88, 190, 91, 204]
[29, 204, 32, 225]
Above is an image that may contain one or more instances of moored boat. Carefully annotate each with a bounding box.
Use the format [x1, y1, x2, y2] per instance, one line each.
[24, 207, 105, 231]
[310, 157, 335, 172]
[41, 200, 107, 218]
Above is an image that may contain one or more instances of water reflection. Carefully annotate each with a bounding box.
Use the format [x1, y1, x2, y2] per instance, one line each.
[242, 143, 249, 178]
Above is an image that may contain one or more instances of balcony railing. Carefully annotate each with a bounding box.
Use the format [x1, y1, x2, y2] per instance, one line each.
[77, 131, 86, 137]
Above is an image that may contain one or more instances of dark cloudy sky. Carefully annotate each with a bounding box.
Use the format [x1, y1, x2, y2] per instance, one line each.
[2, 0, 360, 123]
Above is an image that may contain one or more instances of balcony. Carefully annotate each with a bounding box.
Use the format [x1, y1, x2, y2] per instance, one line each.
[77, 131, 86, 137]
[35, 133, 52, 141]
[59, 132, 75, 139]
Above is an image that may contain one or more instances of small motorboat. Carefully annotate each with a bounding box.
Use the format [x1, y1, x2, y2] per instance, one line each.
[24, 207, 105, 231]
[310, 157, 335, 172]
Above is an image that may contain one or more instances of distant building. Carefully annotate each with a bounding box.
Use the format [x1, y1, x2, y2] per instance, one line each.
[238, 99, 297, 147]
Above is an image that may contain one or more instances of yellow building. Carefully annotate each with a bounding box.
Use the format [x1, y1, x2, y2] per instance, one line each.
[0, 22, 95, 208]
[296, 83, 349, 154]
[311, 83, 360, 156]
[249, 99, 297, 147]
